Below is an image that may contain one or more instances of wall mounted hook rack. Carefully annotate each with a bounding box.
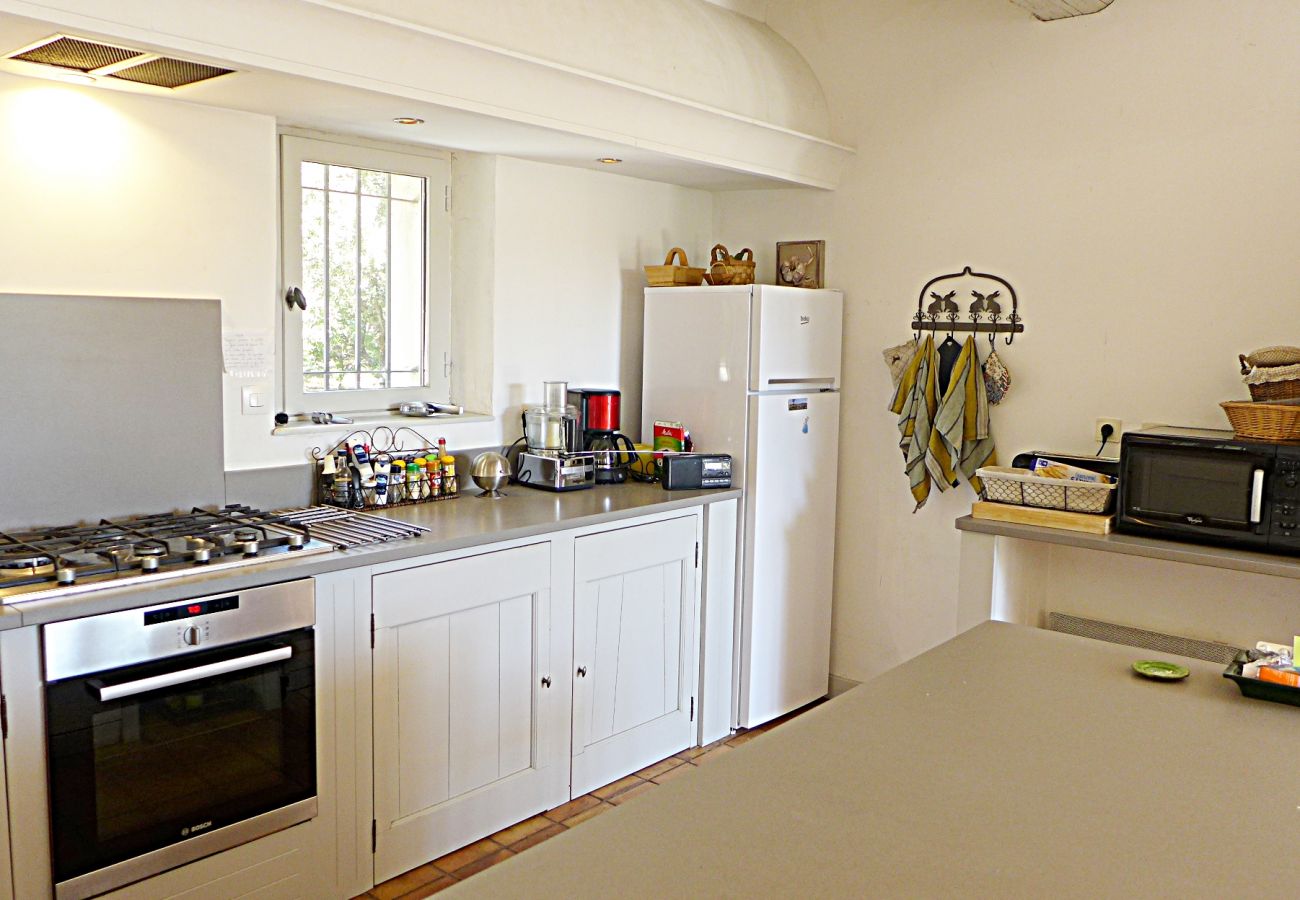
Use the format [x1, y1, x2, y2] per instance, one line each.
[911, 266, 1025, 345]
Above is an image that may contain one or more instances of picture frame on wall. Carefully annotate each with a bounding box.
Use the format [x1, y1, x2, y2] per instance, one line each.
[776, 240, 825, 289]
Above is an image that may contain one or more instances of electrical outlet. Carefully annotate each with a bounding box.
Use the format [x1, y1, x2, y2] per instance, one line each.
[1095, 417, 1122, 442]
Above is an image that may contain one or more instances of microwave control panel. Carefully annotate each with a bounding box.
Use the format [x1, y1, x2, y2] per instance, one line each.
[1268, 450, 1300, 542]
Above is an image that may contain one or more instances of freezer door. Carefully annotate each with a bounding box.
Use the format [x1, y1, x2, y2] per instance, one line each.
[749, 286, 843, 391]
[642, 286, 753, 483]
[738, 390, 840, 727]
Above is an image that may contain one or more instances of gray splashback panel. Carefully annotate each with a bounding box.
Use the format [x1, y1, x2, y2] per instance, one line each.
[0, 294, 225, 529]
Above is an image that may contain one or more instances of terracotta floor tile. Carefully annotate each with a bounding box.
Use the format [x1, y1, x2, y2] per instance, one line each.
[592, 774, 644, 800]
[398, 876, 458, 898]
[544, 793, 600, 822]
[635, 757, 685, 780]
[432, 838, 501, 875]
[489, 814, 552, 846]
[692, 744, 734, 765]
[450, 847, 514, 880]
[674, 746, 708, 761]
[370, 862, 445, 900]
[562, 800, 615, 826]
[651, 761, 696, 784]
[508, 821, 568, 852]
[608, 780, 657, 805]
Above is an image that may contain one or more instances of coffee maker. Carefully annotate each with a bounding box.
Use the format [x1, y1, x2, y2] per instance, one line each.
[568, 388, 637, 484]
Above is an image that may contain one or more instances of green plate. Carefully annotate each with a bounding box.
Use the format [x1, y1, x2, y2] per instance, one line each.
[1132, 660, 1190, 680]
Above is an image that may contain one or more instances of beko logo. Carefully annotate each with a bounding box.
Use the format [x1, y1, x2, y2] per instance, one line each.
[799, 315, 810, 325]
[181, 821, 213, 837]
[1185, 515, 1205, 525]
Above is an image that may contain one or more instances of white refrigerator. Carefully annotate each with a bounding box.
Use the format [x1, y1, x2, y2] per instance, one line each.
[642, 284, 842, 728]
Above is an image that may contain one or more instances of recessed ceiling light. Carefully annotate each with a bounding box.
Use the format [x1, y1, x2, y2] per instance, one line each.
[393, 116, 424, 126]
[597, 157, 623, 164]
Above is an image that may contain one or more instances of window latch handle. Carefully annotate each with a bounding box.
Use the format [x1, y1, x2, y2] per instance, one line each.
[285, 286, 308, 311]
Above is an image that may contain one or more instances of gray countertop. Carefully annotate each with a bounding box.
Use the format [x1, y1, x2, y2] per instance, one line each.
[957, 513, 1300, 580]
[454, 621, 1299, 897]
[3, 483, 739, 629]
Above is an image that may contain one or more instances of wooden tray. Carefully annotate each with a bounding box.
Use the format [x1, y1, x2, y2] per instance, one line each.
[971, 501, 1114, 534]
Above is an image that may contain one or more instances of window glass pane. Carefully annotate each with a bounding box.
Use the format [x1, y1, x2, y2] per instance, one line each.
[326, 187, 358, 380]
[390, 195, 424, 380]
[301, 161, 325, 189]
[329, 372, 358, 391]
[328, 165, 357, 192]
[359, 373, 386, 390]
[303, 373, 326, 393]
[359, 169, 388, 197]
[390, 371, 421, 388]
[391, 174, 421, 202]
[359, 194, 389, 381]
[300, 188, 326, 379]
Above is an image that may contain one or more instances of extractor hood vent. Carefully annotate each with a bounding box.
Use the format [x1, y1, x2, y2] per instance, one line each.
[10, 35, 139, 71]
[108, 57, 234, 89]
[6, 34, 234, 88]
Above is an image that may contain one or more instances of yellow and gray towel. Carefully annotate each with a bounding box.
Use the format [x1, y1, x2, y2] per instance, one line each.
[889, 335, 996, 510]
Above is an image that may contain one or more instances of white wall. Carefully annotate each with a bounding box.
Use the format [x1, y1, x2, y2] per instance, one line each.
[0, 73, 713, 479]
[492, 157, 713, 442]
[717, 0, 1300, 681]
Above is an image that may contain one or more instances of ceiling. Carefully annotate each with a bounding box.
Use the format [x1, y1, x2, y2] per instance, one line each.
[0, 11, 811, 191]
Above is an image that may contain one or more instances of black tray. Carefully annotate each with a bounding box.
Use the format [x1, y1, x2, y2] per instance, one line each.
[1223, 654, 1300, 708]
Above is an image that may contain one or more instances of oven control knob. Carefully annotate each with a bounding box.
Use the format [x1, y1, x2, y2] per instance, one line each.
[182, 626, 202, 646]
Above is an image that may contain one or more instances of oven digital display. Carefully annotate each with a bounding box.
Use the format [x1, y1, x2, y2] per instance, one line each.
[144, 596, 239, 625]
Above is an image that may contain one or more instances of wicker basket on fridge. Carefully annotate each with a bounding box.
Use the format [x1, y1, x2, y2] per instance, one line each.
[704, 244, 755, 286]
[644, 247, 707, 287]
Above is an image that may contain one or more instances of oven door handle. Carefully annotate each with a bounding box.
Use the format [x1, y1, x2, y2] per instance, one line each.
[1251, 468, 1265, 524]
[93, 646, 292, 702]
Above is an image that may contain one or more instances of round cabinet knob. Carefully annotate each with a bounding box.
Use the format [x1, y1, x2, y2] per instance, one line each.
[182, 626, 202, 646]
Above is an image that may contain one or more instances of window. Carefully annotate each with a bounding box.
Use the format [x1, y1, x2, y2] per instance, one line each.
[280, 135, 450, 415]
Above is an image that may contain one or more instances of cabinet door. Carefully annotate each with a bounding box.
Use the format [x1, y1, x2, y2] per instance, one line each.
[572, 515, 700, 797]
[371, 543, 568, 882]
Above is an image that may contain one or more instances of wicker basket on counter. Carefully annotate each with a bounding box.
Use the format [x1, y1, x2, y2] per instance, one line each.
[1220, 400, 1300, 441]
[975, 466, 1116, 515]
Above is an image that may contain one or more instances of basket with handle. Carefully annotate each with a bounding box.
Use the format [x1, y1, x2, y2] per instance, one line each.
[705, 244, 755, 286]
[1240, 348, 1300, 401]
[644, 247, 706, 287]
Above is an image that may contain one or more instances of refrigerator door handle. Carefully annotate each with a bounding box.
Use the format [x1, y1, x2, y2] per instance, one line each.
[765, 377, 836, 387]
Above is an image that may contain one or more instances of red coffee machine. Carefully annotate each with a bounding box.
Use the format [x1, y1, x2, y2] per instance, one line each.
[568, 388, 636, 484]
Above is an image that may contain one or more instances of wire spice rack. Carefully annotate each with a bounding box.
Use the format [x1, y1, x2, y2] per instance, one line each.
[911, 266, 1025, 345]
[311, 426, 459, 510]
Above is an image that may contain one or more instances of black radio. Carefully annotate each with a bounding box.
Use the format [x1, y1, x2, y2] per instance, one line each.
[660, 453, 733, 490]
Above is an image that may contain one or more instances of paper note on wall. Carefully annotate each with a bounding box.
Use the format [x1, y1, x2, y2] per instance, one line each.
[222, 329, 273, 378]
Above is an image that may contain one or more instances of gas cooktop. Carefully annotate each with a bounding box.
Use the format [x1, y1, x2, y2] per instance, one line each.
[0, 505, 335, 604]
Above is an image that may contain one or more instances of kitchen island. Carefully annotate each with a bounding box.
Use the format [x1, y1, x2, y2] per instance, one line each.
[452, 621, 1298, 896]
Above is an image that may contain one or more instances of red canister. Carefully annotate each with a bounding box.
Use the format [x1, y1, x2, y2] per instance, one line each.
[569, 388, 621, 434]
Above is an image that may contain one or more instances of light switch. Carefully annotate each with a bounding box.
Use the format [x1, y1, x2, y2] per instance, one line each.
[241, 385, 268, 416]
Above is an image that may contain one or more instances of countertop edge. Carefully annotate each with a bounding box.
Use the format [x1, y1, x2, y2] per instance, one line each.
[6, 488, 741, 629]
[956, 513, 1300, 581]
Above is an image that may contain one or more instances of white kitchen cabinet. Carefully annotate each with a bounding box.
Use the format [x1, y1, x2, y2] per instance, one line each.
[370, 542, 570, 882]
[571, 515, 701, 796]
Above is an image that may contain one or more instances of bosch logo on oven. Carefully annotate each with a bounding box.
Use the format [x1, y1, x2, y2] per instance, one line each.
[181, 820, 212, 837]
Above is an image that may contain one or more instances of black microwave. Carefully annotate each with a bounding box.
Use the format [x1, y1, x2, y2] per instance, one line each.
[1117, 426, 1300, 554]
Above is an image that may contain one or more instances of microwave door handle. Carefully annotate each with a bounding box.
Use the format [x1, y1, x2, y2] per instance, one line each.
[1250, 468, 1266, 524]
[93, 646, 292, 702]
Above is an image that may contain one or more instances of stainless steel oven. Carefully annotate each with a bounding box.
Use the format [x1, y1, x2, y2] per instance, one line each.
[42, 580, 317, 900]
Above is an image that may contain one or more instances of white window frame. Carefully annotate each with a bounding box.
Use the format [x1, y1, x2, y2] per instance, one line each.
[279, 134, 451, 415]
